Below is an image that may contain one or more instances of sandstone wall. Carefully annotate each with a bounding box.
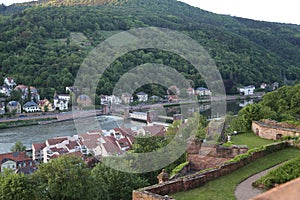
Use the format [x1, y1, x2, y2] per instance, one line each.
[252, 121, 300, 140]
[132, 142, 288, 200]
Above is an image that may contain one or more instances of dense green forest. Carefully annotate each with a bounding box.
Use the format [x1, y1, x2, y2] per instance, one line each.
[1, 0, 300, 99]
[227, 83, 300, 132]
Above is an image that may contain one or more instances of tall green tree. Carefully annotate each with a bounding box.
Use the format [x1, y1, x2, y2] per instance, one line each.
[11, 141, 26, 152]
[91, 163, 148, 200]
[32, 156, 93, 200]
[0, 170, 34, 200]
[236, 104, 276, 131]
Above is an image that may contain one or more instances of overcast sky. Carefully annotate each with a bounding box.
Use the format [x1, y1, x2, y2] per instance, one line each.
[179, 0, 300, 24]
[1, 0, 300, 25]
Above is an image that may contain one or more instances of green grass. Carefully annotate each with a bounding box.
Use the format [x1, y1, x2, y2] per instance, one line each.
[231, 132, 275, 149]
[172, 148, 300, 200]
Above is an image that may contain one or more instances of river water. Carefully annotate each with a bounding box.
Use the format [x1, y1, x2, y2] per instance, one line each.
[0, 99, 254, 153]
[0, 115, 144, 154]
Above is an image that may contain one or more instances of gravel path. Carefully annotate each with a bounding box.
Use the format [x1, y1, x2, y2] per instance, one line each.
[235, 164, 283, 200]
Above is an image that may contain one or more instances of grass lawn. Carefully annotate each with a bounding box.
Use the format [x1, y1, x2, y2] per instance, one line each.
[231, 131, 275, 149]
[172, 148, 300, 200]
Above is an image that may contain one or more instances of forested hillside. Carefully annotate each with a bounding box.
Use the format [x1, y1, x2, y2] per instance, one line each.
[1, 0, 300, 99]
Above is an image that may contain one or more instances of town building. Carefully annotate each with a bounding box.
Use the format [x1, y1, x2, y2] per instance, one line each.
[6, 101, 21, 113]
[137, 92, 148, 102]
[54, 93, 70, 111]
[0, 152, 35, 173]
[121, 93, 133, 104]
[4, 77, 16, 89]
[260, 83, 267, 89]
[238, 85, 255, 96]
[100, 95, 121, 105]
[195, 87, 212, 96]
[137, 125, 166, 137]
[15, 85, 40, 101]
[23, 101, 40, 113]
[77, 94, 93, 107]
[38, 98, 54, 112]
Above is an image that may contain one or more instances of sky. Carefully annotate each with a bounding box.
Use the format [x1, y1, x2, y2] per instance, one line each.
[1, 0, 300, 25]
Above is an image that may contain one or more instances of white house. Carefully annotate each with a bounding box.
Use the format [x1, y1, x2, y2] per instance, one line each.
[54, 94, 70, 111]
[100, 95, 121, 105]
[239, 85, 255, 96]
[4, 77, 16, 89]
[0, 86, 10, 96]
[195, 87, 212, 96]
[23, 101, 40, 113]
[0, 152, 34, 173]
[137, 92, 148, 102]
[260, 83, 267, 89]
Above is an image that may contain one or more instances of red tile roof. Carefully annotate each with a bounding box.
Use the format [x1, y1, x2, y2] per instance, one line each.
[47, 137, 68, 146]
[116, 138, 131, 150]
[105, 135, 118, 147]
[143, 125, 166, 137]
[0, 152, 32, 163]
[32, 143, 46, 151]
[79, 133, 102, 149]
[101, 141, 122, 155]
[66, 141, 79, 151]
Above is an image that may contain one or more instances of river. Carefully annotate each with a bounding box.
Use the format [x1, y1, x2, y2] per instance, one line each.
[0, 115, 144, 154]
[0, 99, 255, 154]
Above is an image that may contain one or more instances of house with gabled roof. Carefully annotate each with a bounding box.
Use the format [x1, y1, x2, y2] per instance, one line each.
[195, 87, 212, 96]
[78, 131, 103, 155]
[33, 136, 86, 163]
[4, 77, 16, 89]
[54, 93, 70, 111]
[137, 125, 166, 137]
[23, 101, 40, 113]
[32, 142, 46, 162]
[137, 92, 148, 102]
[15, 85, 40, 101]
[0, 152, 35, 173]
[94, 137, 123, 158]
[6, 101, 21, 114]
[39, 98, 54, 112]
[238, 85, 255, 96]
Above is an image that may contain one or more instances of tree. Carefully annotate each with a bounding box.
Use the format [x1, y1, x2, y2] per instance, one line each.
[11, 141, 26, 152]
[9, 90, 22, 103]
[237, 104, 276, 131]
[91, 163, 148, 200]
[33, 155, 94, 200]
[0, 170, 34, 200]
[27, 86, 32, 102]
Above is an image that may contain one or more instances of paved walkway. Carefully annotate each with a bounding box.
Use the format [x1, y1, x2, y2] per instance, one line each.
[235, 164, 283, 200]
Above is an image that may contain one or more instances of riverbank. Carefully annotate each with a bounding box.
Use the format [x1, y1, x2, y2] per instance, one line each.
[0, 109, 105, 129]
[0, 117, 57, 129]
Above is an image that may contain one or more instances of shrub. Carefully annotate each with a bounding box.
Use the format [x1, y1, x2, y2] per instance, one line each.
[170, 161, 189, 177]
[253, 156, 300, 189]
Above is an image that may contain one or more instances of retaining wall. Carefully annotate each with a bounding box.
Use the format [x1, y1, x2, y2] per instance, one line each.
[132, 142, 288, 200]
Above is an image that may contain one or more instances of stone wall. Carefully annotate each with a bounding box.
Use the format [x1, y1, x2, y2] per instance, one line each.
[132, 142, 288, 200]
[252, 120, 300, 140]
[187, 140, 248, 171]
